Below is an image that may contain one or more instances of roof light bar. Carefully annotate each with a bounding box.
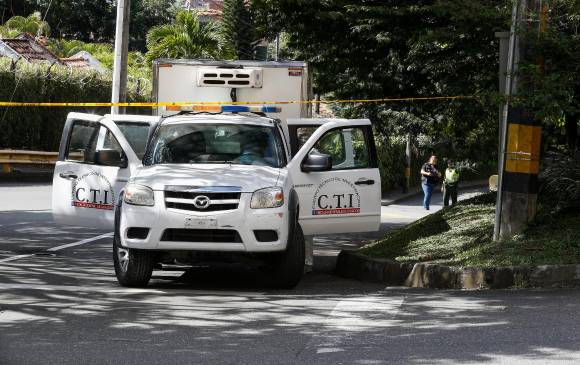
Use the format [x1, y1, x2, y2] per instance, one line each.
[163, 105, 281, 113]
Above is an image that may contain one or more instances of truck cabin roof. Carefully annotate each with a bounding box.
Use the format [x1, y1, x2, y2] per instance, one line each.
[160, 113, 279, 127]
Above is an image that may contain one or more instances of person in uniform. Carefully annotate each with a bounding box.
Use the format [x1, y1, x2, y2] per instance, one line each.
[420, 155, 441, 210]
[443, 159, 460, 206]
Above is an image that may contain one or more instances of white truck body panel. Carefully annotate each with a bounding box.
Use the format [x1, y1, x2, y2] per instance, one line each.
[153, 59, 312, 122]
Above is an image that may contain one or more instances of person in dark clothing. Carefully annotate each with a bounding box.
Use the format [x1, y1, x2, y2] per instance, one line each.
[442, 159, 460, 207]
[420, 155, 441, 210]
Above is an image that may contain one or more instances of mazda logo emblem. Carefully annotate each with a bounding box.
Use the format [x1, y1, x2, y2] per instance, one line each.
[193, 195, 211, 209]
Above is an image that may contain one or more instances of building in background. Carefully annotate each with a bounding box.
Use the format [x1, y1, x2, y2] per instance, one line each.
[184, 0, 224, 22]
[60, 51, 106, 73]
[0, 33, 104, 71]
[0, 33, 61, 64]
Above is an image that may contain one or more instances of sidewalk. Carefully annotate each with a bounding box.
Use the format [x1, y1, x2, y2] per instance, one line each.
[381, 179, 489, 206]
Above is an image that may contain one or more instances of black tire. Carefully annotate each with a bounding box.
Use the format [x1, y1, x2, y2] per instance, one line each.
[113, 203, 154, 287]
[271, 223, 305, 289]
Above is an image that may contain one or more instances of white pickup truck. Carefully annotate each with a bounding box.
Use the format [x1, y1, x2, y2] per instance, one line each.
[52, 106, 381, 288]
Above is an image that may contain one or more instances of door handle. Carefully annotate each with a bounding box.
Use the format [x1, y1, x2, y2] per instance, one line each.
[59, 172, 78, 180]
[355, 179, 375, 185]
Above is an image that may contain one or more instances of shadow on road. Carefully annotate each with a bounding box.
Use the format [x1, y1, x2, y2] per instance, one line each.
[2, 253, 580, 365]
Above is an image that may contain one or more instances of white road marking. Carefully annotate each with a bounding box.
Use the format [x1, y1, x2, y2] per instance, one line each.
[0, 233, 112, 263]
[47, 233, 112, 252]
[0, 254, 33, 263]
[0, 283, 267, 297]
[0, 283, 158, 294]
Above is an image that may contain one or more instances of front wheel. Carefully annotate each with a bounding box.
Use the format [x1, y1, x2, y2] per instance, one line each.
[270, 224, 305, 289]
[113, 213, 154, 287]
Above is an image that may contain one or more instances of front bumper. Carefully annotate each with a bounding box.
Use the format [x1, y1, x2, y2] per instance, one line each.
[119, 192, 289, 252]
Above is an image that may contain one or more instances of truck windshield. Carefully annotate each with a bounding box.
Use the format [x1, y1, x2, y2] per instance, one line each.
[144, 123, 286, 167]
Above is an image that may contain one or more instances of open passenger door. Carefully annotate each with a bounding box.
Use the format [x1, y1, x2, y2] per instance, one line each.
[287, 119, 381, 235]
[52, 113, 156, 230]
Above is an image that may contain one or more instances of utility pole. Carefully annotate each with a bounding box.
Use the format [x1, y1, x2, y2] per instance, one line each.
[494, 0, 546, 240]
[275, 34, 280, 61]
[111, 0, 131, 115]
[404, 134, 411, 193]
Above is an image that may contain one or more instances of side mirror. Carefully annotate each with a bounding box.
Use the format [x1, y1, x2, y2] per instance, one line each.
[301, 153, 332, 172]
[95, 149, 127, 168]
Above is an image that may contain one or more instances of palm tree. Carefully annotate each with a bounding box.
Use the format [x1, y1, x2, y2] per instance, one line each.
[145, 10, 224, 62]
[4, 12, 50, 37]
[47, 39, 87, 58]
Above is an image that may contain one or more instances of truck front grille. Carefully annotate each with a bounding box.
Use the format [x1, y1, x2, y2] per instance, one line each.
[164, 190, 241, 212]
[161, 229, 242, 243]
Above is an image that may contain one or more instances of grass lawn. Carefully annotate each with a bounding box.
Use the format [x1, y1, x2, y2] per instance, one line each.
[359, 193, 580, 267]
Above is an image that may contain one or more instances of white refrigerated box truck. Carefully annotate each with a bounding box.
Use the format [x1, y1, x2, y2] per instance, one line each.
[152, 59, 313, 121]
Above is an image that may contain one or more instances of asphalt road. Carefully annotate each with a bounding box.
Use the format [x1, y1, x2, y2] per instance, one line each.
[2, 183, 580, 365]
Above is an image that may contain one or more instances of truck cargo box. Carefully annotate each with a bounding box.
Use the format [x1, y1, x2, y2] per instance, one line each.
[152, 59, 312, 121]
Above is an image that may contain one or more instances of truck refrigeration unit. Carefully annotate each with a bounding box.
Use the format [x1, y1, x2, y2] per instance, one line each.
[52, 60, 381, 288]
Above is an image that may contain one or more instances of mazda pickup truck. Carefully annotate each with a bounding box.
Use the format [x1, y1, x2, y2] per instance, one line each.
[52, 106, 381, 288]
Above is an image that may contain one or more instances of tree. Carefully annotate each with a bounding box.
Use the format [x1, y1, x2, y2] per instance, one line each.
[1, 11, 50, 37]
[145, 10, 224, 62]
[221, 0, 256, 59]
[253, 1, 508, 168]
[516, 0, 580, 154]
[46, 38, 87, 57]
[1, 0, 181, 51]
[129, 0, 183, 51]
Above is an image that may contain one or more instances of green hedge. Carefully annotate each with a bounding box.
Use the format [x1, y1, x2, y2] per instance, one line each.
[0, 58, 151, 151]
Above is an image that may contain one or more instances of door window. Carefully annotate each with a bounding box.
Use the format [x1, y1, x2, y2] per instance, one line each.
[66, 121, 99, 163]
[311, 129, 346, 167]
[100, 127, 123, 153]
[295, 126, 318, 150]
[309, 127, 370, 170]
[351, 127, 370, 168]
[66, 121, 125, 166]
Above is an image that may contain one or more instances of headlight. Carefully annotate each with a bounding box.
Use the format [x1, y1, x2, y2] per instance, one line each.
[250, 187, 284, 209]
[124, 184, 155, 206]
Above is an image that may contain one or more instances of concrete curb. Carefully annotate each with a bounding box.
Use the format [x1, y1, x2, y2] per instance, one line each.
[336, 251, 580, 289]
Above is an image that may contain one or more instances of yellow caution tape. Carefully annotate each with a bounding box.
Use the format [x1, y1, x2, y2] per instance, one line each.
[0, 95, 476, 108]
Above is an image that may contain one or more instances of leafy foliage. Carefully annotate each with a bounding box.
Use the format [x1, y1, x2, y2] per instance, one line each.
[0, 0, 182, 50]
[221, 0, 256, 59]
[538, 151, 580, 211]
[254, 0, 510, 187]
[0, 11, 49, 37]
[145, 10, 224, 62]
[0, 58, 150, 151]
[515, 1, 580, 153]
[45, 39, 150, 81]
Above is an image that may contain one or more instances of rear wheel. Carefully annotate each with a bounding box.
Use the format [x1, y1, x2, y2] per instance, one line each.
[113, 204, 154, 287]
[270, 223, 305, 289]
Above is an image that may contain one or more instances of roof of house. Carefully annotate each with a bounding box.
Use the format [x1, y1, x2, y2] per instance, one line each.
[197, 8, 223, 20]
[185, 0, 224, 21]
[60, 56, 91, 68]
[0, 33, 61, 64]
[60, 51, 106, 72]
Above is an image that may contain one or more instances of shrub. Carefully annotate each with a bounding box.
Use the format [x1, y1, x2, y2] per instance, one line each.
[539, 151, 580, 211]
[0, 58, 151, 151]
